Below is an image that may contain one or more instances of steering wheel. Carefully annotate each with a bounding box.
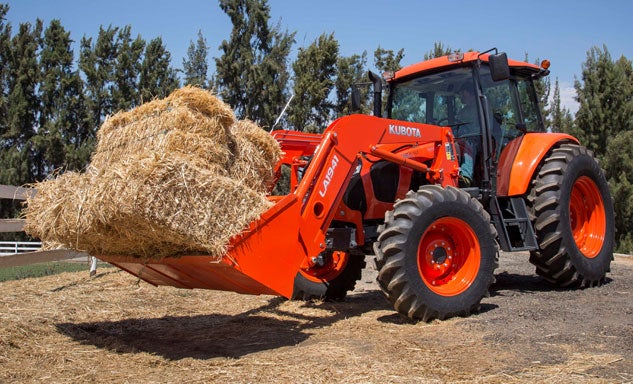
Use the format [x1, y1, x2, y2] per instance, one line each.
[436, 117, 449, 126]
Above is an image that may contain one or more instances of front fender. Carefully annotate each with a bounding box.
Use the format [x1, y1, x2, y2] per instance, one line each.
[496, 133, 578, 197]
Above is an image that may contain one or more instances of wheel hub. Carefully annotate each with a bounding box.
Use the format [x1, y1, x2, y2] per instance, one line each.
[432, 246, 448, 264]
[426, 239, 455, 279]
[301, 251, 348, 282]
[417, 218, 480, 296]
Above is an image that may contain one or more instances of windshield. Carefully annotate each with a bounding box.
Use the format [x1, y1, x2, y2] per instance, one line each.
[387, 63, 545, 185]
[389, 67, 481, 138]
[388, 65, 544, 142]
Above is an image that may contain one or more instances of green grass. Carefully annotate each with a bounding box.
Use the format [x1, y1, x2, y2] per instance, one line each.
[0, 261, 112, 282]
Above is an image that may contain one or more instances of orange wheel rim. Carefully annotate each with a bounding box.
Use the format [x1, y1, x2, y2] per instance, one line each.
[570, 176, 606, 258]
[300, 251, 348, 282]
[417, 217, 480, 296]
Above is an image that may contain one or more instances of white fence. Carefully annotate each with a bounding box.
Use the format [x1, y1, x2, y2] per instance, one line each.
[0, 241, 42, 255]
[0, 184, 93, 272]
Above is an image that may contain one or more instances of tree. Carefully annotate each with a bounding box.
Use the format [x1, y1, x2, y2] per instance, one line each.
[182, 30, 209, 88]
[573, 45, 633, 156]
[35, 19, 89, 177]
[550, 78, 573, 133]
[79, 25, 119, 130]
[604, 130, 633, 254]
[373, 46, 405, 73]
[575, 45, 633, 253]
[113, 25, 145, 111]
[214, 0, 295, 128]
[424, 41, 452, 60]
[1, 19, 42, 187]
[372, 46, 405, 117]
[335, 51, 368, 117]
[0, 4, 11, 141]
[250, 21, 294, 129]
[138, 37, 179, 102]
[287, 33, 339, 132]
[0, 4, 16, 226]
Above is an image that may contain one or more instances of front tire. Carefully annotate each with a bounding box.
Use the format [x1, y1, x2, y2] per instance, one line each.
[374, 185, 498, 321]
[292, 250, 365, 301]
[528, 143, 614, 287]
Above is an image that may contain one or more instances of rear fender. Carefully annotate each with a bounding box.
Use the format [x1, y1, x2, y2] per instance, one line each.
[496, 133, 578, 197]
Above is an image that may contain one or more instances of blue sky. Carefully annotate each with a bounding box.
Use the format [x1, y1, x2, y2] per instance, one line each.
[5, 0, 633, 114]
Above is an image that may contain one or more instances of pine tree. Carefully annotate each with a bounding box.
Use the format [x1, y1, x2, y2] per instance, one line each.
[604, 130, 633, 253]
[574, 45, 633, 156]
[0, 4, 15, 225]
[113, 26, 145, 111]
[373, 46, 405, 73]
[424, 41, 452, 60]
[35, 19, 91, 177]
[372, 46, 405, 117]
[251, 22, 294, 129]
[0, 4, 11, 142]
[2, 19, 42, 186]
[138, 37, 179, 102]
[182, 30, 209, 88]
[550, 78, 573, 133]
[575, 45, 633, 253]
[215, 0, 269, 115]
[214, 0, 295, 128]
[335, 51, 368, 117]
[79, 25, 119, 130]
[287, 33, 339, 132]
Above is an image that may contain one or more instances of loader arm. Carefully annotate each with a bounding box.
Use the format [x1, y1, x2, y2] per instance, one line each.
[290, 115, 459, 260]
[98, 115, 459, 299]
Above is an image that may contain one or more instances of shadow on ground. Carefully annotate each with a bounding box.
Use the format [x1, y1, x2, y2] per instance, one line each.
[56, 290, 391, 360]
[490, 271, 613, 296]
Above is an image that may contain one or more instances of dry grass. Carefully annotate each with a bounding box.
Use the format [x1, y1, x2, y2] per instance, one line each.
[23, 87, 281, 260]
[1, 254, 631, 384]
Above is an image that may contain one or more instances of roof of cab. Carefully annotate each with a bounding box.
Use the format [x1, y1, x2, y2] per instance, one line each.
[392, 51, 541, 81]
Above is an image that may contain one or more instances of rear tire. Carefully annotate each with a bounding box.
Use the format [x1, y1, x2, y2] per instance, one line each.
[374, 185, 498, 321]
[292, 250, 365, 301]
[528, 143, 614, 287]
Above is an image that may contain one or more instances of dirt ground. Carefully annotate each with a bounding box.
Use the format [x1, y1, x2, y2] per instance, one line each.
[0, 251, 631, 384]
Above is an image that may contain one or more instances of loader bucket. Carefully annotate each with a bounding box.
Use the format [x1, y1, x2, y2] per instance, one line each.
[97, 193, 306, 298]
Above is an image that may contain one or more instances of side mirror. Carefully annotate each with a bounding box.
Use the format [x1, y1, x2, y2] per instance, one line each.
[489, 52, 510, 81]
[351, 86, 361, 112]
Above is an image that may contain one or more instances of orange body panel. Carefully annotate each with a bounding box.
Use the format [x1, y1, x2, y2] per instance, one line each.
[496, 133, 578, 196]
[394, 52, 540, 81]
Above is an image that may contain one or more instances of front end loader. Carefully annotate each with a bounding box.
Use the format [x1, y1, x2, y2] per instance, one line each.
[98, 49, 614, 321]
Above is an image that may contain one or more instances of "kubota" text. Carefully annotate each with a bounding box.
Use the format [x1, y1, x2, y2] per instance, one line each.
[389, 124, 421, 138]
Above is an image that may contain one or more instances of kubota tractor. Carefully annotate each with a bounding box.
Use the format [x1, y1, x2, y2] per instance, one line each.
[98, 49, 614, 321]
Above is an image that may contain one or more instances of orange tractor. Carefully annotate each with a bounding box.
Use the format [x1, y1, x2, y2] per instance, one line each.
[99, 49, 614, 321]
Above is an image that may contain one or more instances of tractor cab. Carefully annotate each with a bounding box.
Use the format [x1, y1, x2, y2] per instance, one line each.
[383, 50, 549, 191]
